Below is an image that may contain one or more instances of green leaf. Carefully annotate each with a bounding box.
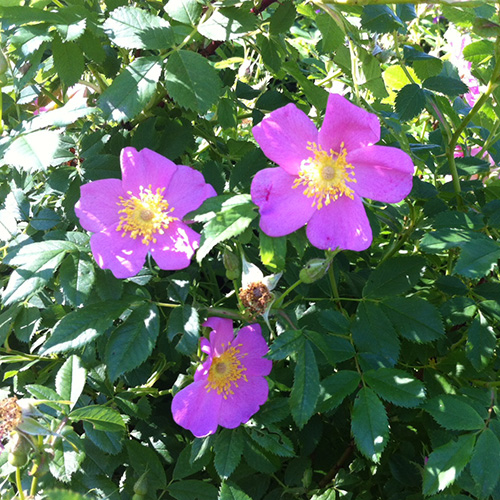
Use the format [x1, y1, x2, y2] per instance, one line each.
[3, 130, 72, 172]
[380, 297, 445, 343]
[40, 301, 129, 355]
[304, 331, 355, 364]
[30, 98, 96, 131]
[164, 0, 202, 25]
[466, 314, 496, 371]
[165, 50, 222, 115]
[55, 355, 87, 410]
[470, 428, 500, 498]
[58, 252, 95, 308]
[197, 8, 255, 41]
[127, 439, 167, 490]
[219, 482, 252, 500]
[423, 76, 469, 97]
[289, 338, 320, 428]
[351, 387, 389, 463]
[454, 239, 500, 278]
[318, 370, 360, 413]
[420, 228, 488, 253]
[105, 303, 160, 382]
[48, 428, 85, 483]
[83, 422, 123, 455]
[361, 5, 403, 33]
[214, 428, 244, 479]
[395, 84, 427, 121]
[363, 255, 425, 298]
[423, 434, 476, 496]
[259, 232, 286, 272]
[463, 40, 494, 64]
[2, 240, 77, 306]
[168, 479, 218, 500]
[267, 329, 302, 360]
[52, 34, 84, 87]
[248, 428, 295, 458]
[425, 395, 485, 431]
[269, 1, 296, 35]
[30, 208, 61, 230]
[25, 384, 67, 412]
[103, 6, 174, 50]
[98, 56, 162, 122]
[196, 195, 257, 263]
[316, 13, 345, 52]
[352, 301, 400, 366]
[364, 368, 426, 408]
[69, 405, 125, 432]
[167, 304, 200, 355]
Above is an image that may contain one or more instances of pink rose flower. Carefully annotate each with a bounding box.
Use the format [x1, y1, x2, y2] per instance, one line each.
[75, 147, 216, 278]
[250, 93, 414, 251]
[171, 317, 272, 437]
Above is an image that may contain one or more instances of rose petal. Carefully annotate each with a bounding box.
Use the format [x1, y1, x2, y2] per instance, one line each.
[251, 167, 316, 237]
[171, 381, 222, 437]
[149, 221, 199, 271]
[203, 318, 235, 356]
[319, 94, 380, 153]
[253, 103, 318, 175]
[120, 147, 177, 196]
[90, 227, 149, 279]
[234, 324, 270, 361]
[164, 164, 217, 219]
[348, 145, 414, 203]
[306, 195, 372, 251]
[75, 179, 123, 233]
[218, 376, 269, 429]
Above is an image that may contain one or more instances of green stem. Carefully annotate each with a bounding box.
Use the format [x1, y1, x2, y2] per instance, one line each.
[30, 475, 38, 498]
[273, 279, 302, 310]
[16, 467, 26, 500]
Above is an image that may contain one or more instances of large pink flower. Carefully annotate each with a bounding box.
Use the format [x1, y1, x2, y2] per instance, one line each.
[75, 147, 216, 278]
[251, 93, 414, 251]
[171, 317, 272, 437]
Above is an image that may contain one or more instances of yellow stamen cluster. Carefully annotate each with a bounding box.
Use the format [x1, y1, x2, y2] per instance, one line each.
[293, 142, 356, 210]
[116, 185, 178, 245]
[0, 397, 22, 442]
[205, 344, 248, 399]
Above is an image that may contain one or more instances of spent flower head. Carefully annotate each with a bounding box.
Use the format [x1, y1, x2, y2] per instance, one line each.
[171, 317, 272, 437]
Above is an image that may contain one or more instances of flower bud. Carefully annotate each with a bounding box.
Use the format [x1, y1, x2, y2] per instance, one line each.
[223, 249, 241, 280]
[299, 258, 330, 283]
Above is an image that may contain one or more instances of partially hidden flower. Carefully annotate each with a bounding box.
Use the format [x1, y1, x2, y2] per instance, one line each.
[75, 147, 217, 279]
[239, 256, 281, 319]
[33, 83, 88, 115]
[251, 93, 414, 251]
[445, 26, 483, 107]
[171, 317, 272, 437]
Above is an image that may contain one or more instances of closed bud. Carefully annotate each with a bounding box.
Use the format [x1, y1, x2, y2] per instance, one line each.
[0, 51, 7, 75]
[299, 258, 330, 283]
[223, 249, 241, 280]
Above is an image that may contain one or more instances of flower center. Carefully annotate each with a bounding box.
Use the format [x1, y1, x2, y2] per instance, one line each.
[0, 397, 22, 442]
[116, 185, 178, 245]
[239, 282, 272, 316]
[205, 344, 248, 399]
[293, 142, 356, 210]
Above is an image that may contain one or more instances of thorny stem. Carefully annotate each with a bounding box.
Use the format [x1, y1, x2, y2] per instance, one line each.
[318, 440, 355, 488]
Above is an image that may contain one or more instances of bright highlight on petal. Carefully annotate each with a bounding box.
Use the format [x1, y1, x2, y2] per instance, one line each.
[251, 93, 415, 251]
[293, 142, 356, 210]
[116, 185, 178, 245]
[171, 318, 271, 437]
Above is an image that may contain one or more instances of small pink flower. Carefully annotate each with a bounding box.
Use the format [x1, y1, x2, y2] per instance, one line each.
[251, 94, 414, 251]
[171, 317, 272, 437]
[75, 147, 216, 279]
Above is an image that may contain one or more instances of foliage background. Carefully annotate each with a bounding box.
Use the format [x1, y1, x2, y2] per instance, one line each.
[1, 0, 500, 499]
